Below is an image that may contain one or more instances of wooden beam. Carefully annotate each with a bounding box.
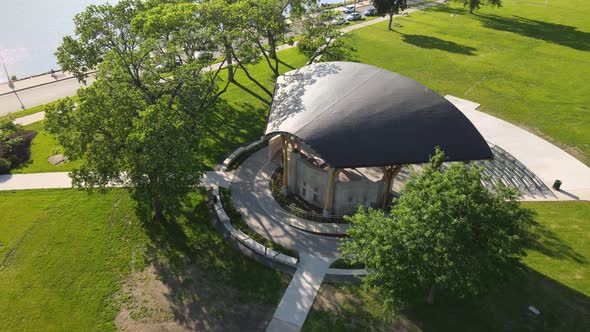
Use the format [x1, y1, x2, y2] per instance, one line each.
[282, 135, 289, 195]
[323, 168, 340, 217]
[382, 165, 402, 208]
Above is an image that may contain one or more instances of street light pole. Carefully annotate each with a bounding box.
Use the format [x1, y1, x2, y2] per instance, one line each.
[0, 53, 25, 110]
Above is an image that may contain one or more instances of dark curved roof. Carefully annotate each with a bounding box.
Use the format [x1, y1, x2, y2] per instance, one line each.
[265, 62, 492, 168]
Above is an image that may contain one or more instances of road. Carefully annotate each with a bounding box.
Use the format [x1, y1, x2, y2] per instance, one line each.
[0, 76, 95, 116]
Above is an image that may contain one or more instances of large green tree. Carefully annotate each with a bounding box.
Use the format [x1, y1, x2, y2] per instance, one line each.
[342, 149, 536, 313]
[453, 0, 502, 13]
[371, 0, 408, 31]
[48, 0, 219, 221]
[297, 9, 356, 64]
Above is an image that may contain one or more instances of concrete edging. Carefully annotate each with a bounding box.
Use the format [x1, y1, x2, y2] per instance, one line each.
[211, 186, 300, 269]
[221, 137, 268, 171]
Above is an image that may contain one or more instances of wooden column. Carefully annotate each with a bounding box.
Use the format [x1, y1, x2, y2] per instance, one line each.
[323, 168, 340, 217]
[281, 135, 289, 195]
[382, 165, 402, 208]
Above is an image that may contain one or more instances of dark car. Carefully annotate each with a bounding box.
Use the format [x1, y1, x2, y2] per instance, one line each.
[364, 8, 377, 16]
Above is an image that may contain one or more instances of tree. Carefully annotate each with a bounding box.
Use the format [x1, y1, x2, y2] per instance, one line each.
[341, 148, 536, 313]
[371, 0, 408, 31]
[453, 0, 502, 14]
[48, 0, 219, 221]
[297, 9, 356, 64]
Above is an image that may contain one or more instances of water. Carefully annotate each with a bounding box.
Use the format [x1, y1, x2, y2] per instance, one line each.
[0, 0, 107, 83]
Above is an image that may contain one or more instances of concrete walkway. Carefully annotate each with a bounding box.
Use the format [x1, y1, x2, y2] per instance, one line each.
[266, 254, 334, 332]
[232, 148, 341, 258]
[0, 172, 72, 190]
[447, 95, 590, 201]
[13, 111, 46, 126]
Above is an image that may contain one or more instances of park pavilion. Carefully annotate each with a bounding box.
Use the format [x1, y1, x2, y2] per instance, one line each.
[265, 62, 492, 216]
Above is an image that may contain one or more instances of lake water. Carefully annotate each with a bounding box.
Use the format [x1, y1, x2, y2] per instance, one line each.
[0, 0, 348, 83]
[0, 0, 106, 83]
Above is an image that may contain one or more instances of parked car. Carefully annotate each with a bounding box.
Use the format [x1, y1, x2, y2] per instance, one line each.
[364, 8, 377, 16]
[342, 5, 355, 14]
[346, 12, 362, 21]
[331, 16, 346, 25]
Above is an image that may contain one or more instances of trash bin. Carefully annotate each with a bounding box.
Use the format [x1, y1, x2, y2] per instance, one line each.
[552, 180, 562, 190]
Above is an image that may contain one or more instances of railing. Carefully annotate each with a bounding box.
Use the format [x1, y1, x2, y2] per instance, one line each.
[270, 167, 348, 224]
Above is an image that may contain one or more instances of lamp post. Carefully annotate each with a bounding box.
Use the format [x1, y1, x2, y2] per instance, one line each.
[0, 53, 25, 110]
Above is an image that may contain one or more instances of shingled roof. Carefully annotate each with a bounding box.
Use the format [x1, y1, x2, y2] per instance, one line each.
[265, 62, 492, 168]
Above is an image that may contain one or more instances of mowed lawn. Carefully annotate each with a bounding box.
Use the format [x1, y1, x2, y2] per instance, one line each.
[303, 201, 590, 331]
[0, 189, 289, 331]
[0, 190, 147, 331]
[347, 0, 590, 164]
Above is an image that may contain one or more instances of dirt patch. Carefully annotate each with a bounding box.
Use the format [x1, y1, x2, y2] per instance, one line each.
[115, 264, 275, 332]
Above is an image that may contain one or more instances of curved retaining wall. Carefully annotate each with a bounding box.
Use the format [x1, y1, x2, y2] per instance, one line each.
[217, 139, 370, 277]
[211, 186, 299, 268]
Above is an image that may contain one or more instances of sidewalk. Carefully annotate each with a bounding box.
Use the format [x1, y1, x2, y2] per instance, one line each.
[0, 172, 72, 190]
[266, 254, 334, 332]
[0, 71, 79, 96]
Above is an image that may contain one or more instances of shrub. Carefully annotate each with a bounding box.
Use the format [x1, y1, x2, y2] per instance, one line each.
[0, 130, 37, 169]
[0, 158, 10, 174]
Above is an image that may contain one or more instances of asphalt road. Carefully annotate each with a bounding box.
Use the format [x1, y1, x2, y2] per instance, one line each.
[0, 76, 95, 116]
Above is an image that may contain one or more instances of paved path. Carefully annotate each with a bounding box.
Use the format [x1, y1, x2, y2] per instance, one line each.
[13, 111, 46, 126]
[0, 172, 72, 190]
[266, 254, 334, 332]
[232, 148, 341, 258]
[447, 95, 590, 201]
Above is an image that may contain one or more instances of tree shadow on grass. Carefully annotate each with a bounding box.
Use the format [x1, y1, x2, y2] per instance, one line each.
[136, 192, 288, 330]
[401, 34, 477, 55]
[231, 81, 271, 106]
[200, 100, 268, 168]
[526, 223, 587, 264]
[405, 269, 590, 331]
[473, 14, 590, 51]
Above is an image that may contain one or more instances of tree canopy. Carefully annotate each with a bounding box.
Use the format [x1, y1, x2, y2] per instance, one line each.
[341, 148, 536, 313]
[48, 0, 220, 220]
[453, 0, 502, 13]
[297, 9, 356, 64]
[371, 0, 408, 30]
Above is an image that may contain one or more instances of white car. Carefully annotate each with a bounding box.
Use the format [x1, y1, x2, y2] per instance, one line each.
[331, 17, 346, 25]
[346, 12, 362, 21]
[342, 5, 355, 13]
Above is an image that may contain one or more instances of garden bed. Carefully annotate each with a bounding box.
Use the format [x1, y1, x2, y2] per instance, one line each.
[219, 187, 299, 259]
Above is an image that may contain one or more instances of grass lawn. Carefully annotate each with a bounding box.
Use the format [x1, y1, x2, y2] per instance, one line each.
[346, 0, 590, 164]
[198, 47, 309, 168]
[0, 189, 288, 330]
[303, 201, 590, 331]
[10, 120, 82, 173]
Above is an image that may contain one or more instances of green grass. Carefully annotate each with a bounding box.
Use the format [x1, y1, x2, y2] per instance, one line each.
[346, 0, 590, 164]
[0, 189, 289, 330]
[9, 120, 82, 173]
[522, 201, 590, 295]
[199, 47, 308, 168]
[0, 189, 147, 331]
[303, 201, 590, 331]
